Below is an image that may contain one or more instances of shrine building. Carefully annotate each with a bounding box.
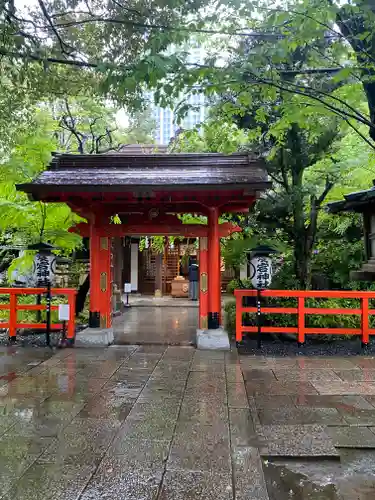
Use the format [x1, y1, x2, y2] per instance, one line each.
[17, 151, 269, 348]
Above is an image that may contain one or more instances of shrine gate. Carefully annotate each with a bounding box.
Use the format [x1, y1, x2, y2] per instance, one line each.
[18, 152, 269, 348]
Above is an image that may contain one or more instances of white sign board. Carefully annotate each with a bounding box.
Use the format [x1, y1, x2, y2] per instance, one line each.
[32, 254, 57, 287]
[124, 283, 132, 294]
[250, 256, 272, 290]
[58, 304, 70, 321]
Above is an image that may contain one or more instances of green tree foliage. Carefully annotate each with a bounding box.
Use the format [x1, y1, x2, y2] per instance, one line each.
[0, 96, 156, 281]
[0, 111, 81, 250]
[2, 0, 375, 147]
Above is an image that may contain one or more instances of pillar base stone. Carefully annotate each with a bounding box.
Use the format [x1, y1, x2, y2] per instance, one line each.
[196, 327, 230, 350]
[75, 327, 114, 347]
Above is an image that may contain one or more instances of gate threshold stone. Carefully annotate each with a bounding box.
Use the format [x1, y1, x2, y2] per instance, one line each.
[75, 327, 114, 347]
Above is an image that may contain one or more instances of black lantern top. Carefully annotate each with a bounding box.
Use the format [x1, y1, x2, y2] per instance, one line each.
[248, 244, 279, 258]
[26, 242, 56, 254]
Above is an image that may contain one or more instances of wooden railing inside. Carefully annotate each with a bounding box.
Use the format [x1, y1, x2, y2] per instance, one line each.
[0, 288, 77, 341]
[234, 289, 375, 345]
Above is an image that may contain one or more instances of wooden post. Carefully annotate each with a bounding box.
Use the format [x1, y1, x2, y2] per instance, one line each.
[89, 224, 112, 328]
[66, 290, 76, 342]
[297, 297, 305, 346]
[9, 290, 17, 340]
[236, 292, 243, 342]
[218, 239, 222, 325]
[361, 297, 369, 346]
[208, 206, 220, 329]
[199, 237, 208, 329]
[155, 252, 163, 297]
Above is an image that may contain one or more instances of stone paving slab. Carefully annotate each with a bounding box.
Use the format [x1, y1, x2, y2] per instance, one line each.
[273, 368, 342, 382]
[327, 426, 375, 448]
[254, 395, 297, 410]
[159, 470, 233, 500]
[257, 406, 345, 425]
[256, 424, 340, 458]
[312, 380, 375, 395]
[79, 466, 163, 500]
[288, 358, 359, 370]
[3, 462, 95, 500]
[229, 408, 260, 447]
[168, 421, 231, 472]
[338, 408, 375, 426]
[232, 446, 269, 500]
[227, 382, 249, 408]
[335, 369, 375, 381]
[242, 368, 276, 383]
[179, 398, 228, 424]
[350, 357, 375, 369]
[293, 394, 375, 410]
[0, 454, 43, 495]
[246, 380, 319, 396]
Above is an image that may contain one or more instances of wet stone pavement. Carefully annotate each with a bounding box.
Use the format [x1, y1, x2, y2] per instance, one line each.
[2, 349, 375, 498]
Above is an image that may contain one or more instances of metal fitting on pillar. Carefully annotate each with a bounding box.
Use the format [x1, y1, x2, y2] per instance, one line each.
[208, 312, 220, 329]
[89, 311, 100, 328]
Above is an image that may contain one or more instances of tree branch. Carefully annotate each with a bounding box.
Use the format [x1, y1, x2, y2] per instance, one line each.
[316, 177, 335, 207]
[37, 0, 74, 55]
[0, 48, 99, 68]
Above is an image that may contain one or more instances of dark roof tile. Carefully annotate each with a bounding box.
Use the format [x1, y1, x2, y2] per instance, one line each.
[17, 153, 269, 194]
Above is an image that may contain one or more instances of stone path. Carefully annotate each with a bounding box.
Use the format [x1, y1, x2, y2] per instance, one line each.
[2, 347, 375, 498]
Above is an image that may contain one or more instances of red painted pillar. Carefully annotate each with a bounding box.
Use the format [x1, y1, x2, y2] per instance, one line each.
[199, 237, 208, 329]
[89, 224, 112, 328]
[208, 206, 221, 329]
[218, 239, 222, 325]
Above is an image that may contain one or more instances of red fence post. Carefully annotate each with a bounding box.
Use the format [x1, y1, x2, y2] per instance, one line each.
[236, 292, 243, 342]
[361, 297, 369, 346]
[298, 297, 305, 345]
[9, 290, 17, 340]
[66, 291, 76, 344]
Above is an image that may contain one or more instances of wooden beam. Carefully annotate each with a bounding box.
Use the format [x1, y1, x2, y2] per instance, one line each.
[70, 222, 242, 238]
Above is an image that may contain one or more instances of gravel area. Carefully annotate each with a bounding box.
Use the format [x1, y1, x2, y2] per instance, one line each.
[0, 330, 63, 347]
[238, 336, 375, 357]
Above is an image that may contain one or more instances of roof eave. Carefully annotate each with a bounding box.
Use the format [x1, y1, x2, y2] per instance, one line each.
[17, 181, 271, 197]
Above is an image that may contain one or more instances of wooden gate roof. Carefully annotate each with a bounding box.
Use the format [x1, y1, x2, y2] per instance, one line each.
[17, 152, 270, 199]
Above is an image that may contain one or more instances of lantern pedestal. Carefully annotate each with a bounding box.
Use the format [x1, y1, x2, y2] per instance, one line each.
[196, 327, 230, 350]
[75, 327, 114, 347]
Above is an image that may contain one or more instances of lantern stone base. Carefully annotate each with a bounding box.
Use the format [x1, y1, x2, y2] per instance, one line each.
[196, 327, 230, 351]
[75, 327, 114, 347]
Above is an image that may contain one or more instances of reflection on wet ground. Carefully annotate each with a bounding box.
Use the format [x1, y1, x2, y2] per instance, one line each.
[113, 306, 198, 345]
[1, 347, 375, 498]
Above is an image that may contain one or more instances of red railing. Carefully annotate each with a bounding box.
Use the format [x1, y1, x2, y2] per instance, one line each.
[234, 289, 375, 345]
[0, 288, 77, 341]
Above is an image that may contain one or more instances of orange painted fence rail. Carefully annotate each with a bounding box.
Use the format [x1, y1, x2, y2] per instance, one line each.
[0, 288, 77, 341]
[234, 289, 375, 345]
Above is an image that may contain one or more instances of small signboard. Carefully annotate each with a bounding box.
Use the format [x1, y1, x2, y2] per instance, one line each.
[124, 283, 132, 294]
[58, 304, 70, 321]
[250, 256, 272, 290]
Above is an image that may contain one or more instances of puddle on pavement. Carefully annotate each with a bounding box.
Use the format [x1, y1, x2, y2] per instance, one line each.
[263, 450, 375, 499]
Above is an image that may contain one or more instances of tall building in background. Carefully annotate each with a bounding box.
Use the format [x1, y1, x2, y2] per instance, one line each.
[151, 93, 206, 145]
[149, 44, 207, 145]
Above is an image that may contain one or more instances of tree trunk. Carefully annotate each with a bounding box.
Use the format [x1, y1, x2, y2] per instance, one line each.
[290, 130, 310, 289]
[293, 245, 311, 289]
